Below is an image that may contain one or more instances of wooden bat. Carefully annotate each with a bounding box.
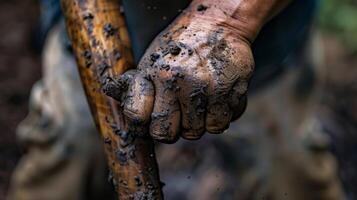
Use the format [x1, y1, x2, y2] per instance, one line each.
[61, 0, 163, 199]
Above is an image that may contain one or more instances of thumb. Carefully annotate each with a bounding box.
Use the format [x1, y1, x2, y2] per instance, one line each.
[103, 70, 154, 136]
[103, 70, 154, 125]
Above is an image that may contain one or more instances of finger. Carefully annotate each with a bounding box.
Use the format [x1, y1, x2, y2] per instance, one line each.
[123, 73, 154, 125]
[229, 81, 248, 121]
[179, 82, 207, 140]
[150, 80, 181, 143]
[205, 96, 232, 134]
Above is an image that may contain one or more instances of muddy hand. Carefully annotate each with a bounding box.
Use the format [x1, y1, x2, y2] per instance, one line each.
[110, 0, 292, 143]
[108, 2, 254, 144]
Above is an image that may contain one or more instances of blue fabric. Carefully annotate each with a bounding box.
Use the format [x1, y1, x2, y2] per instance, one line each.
[35, 0, 63, 51]
[250, 0, 318, 90]
[41, 0, 317, 89]
[39, 0, 62, 34]
[122, 0, 191, 62]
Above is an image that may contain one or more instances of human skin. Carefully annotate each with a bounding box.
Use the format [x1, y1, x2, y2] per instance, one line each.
[106, 0, 292, 143]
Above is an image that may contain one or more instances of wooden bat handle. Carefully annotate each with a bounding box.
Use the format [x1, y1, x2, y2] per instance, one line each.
[61, 0, 164, 199]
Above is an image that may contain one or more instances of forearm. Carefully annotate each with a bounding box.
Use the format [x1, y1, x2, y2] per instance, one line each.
[188, 0, 292, 43]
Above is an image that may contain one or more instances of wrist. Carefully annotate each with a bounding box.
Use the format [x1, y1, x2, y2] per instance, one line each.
[187, 0, 291, 43]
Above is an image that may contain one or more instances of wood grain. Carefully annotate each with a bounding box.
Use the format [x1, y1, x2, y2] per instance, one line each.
[61, 0, 163, 199]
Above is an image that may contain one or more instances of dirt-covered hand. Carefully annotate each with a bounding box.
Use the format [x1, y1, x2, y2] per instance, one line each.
[112, 2, 254, 143]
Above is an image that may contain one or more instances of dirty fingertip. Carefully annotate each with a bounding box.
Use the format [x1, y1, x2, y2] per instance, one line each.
[181, 128, 205, 140]
[148, 80, 181, 143]
[150, 108, 181, 144]
[206, 103, 232, 134]
[123, 74, 154, 124]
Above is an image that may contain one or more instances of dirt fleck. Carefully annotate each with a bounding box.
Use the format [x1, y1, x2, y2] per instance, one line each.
[197, 4, 208, 12]
[103, 23, 118, 38]
[83, 12, 94, 20]
[169, 44, 181, 56]
[150, 52, 160, 62]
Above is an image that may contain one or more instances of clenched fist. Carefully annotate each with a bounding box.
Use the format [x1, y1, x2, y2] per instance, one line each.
[106, 1, 255, 143]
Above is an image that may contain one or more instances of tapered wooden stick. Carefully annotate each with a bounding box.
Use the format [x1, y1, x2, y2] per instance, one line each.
[61, 0, 163, 199]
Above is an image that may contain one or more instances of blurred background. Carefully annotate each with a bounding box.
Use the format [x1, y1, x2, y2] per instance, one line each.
[0, 1, 41, 199]
[0, 0, 356, 199]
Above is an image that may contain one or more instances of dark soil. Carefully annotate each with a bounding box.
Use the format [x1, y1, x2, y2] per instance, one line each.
[0, 1, 41, 199]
